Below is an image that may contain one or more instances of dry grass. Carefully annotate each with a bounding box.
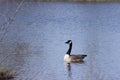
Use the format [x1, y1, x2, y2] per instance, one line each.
[0, 67, 16, 79]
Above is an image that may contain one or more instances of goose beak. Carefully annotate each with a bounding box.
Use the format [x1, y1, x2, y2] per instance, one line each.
[65, 41, 68, 44]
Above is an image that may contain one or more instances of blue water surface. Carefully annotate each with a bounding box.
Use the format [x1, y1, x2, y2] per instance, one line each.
[0, 2, 120, 80]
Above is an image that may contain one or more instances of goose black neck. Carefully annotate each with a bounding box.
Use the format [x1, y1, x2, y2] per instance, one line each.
[66, 43, 72, 55]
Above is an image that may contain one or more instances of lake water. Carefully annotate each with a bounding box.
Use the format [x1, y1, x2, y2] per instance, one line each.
[0, 2, 120, 80]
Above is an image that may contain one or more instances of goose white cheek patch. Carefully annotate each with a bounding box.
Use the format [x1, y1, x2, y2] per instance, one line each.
[68, 41, 72, 44]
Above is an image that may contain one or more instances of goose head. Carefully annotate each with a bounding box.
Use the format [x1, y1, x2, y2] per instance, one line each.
[65, 40, 72, 45]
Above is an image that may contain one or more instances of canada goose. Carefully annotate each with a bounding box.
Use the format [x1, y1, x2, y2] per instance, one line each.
[64, 40, 87, 62]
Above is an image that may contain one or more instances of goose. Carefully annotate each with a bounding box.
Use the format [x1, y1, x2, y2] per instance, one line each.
[64, 40, 87, 62]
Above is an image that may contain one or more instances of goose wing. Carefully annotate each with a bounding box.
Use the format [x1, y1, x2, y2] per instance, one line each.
[70, 54, 87, 60]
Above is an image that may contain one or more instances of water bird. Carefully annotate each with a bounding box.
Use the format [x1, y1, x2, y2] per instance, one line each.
[64, 40, 87, 63]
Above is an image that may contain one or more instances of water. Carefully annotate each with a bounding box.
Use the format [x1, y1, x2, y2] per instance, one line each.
[0, 2, 120, 80]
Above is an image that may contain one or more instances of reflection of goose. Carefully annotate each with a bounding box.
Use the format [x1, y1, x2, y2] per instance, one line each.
[64, 40, 87, 63]
[65, 63, 72, 78]
[66, 63, 71, 71]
